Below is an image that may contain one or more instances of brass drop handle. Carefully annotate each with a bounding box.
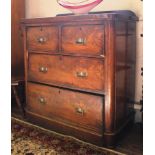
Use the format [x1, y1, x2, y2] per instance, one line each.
[38, 97, 46, 104]
[37, 37, 47, 43]
[76, 107, 84, 115]
[76, 71, 88, 78]
[39, 66, 48, 73]
[75, 38, 86, 45]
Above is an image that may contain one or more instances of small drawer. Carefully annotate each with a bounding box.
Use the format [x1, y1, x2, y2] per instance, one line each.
[27, 26, 59, 51]
[28, 54, 105, 91]
[27, 83, 103, 133]
[61, 24, 104, 56]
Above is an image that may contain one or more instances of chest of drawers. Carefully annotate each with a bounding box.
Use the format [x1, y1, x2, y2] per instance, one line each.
[21, 10, 137, 147]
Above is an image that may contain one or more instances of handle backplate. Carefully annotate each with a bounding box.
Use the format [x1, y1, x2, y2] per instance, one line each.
[37, 37, 47, 43]
[75, 38, 86, 45]
[76, 107, 84, 115]
[39, 66, 48, 73]
[76, 71, 88, 78]
[38, 97, 46, 105]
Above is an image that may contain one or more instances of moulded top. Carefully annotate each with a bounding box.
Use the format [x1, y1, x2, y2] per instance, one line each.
[21, 10, 138, 25]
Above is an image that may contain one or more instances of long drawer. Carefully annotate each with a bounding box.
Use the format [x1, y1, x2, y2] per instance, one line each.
[28, 54, 105, 91]
[27, 83, 104, 134]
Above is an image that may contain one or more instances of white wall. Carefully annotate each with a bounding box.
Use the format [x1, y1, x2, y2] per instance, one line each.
[26, 0, 132, 18]
[25, 0, 143, 105]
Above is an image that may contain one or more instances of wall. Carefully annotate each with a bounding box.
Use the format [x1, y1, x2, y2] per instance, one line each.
[25, 0, 143, 117]
[26, 0, 132, 18]
[131, 0, 143, 105]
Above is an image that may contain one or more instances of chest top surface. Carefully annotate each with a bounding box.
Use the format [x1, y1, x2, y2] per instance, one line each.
[21, 10, 138, 25]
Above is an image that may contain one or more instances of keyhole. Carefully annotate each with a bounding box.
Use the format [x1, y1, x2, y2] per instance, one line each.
[59, 56, 62, 60]
[40, 27, 43, 31]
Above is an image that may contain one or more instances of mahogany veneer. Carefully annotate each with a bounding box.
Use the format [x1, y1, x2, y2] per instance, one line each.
[27, 26, 59, 52]
[11, 0, 25, 79]
[28, 54, 105, 91]
[21, 10, 137, 147]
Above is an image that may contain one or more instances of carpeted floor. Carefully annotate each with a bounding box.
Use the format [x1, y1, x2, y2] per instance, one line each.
[11, 117, 142, 155]
[12, 118, 125, 155]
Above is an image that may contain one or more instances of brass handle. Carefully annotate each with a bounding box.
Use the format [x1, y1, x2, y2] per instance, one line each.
[39, 66, 48, 73]
[37, 37, 47, 43]
[76, 71, 88, 78]
[38, 97, 46, 104]
[76, 107, 84, 115]
[75, 38, 86, 45]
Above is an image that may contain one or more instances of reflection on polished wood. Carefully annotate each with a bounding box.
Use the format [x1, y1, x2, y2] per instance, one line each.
[21, 10, 137, 147]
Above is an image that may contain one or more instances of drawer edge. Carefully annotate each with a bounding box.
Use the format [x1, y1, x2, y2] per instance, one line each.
[27, 81, 105, 95]
[26, 110, 103, 146]
[26, 109, 103, 137]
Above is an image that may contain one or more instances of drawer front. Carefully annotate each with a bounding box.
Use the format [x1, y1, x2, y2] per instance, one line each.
[27, 83, 103, 133]
[61, 25, 104, 55]
[27, 26, 59, 51]
[28, 54, 105, 91]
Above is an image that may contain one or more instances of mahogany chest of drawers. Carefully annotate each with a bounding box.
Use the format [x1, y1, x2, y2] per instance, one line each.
[21, 11, 137, 147]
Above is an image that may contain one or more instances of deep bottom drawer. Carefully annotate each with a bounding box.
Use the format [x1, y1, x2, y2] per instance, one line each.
[26, 111, 104, 146]
[27, 82, 104, 134]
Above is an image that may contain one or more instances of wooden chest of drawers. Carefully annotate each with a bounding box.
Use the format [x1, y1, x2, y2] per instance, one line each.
[21, 10, 137, 147]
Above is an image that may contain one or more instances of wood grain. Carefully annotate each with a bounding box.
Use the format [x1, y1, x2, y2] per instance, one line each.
[22, 11, 137, 147]
[61, 24, 104, 55]
[11, 0, 25, 79]
[27, 26, 59, 52]
[28, 54, 105, 91]
[27, 82, 103, 133]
